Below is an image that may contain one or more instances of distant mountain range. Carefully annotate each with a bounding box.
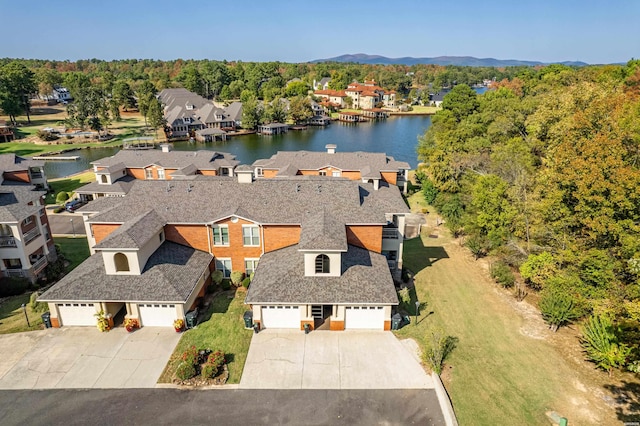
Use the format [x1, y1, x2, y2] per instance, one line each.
[310, 53, 588, 67]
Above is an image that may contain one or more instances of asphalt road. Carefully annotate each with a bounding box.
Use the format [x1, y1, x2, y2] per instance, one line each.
[46, 210, 86, 236]
[0, 389, 445, 425]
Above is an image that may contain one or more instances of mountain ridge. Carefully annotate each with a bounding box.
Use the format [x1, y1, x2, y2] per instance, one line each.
[310, 53, 588, 67]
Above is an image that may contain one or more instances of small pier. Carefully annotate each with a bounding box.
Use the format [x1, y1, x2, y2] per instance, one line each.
[33, 155, 79, 161]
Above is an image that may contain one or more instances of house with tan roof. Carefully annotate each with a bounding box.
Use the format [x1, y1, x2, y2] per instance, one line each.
[345, 80, 396, 109]
[252, 145, 410, 193]
[40, 169, 409, 331]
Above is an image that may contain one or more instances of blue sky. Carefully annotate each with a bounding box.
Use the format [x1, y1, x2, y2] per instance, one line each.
[2, 0, 637, 64]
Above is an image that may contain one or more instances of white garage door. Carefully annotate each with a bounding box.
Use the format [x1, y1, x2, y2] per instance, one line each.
[345, 306, 386, 330]
[138, 303, 177, 327]
[261, 305, 300, 329]
[58, 303, 98, 326]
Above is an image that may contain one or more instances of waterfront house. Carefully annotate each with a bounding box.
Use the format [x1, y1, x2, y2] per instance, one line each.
[313, 77, 331, 91]
[0, 154, 49, 190]
[40, 170, 408, 331]
[257, 123, 288, 135]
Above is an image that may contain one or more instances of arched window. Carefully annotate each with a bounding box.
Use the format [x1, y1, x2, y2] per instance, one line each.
[315, 254, 330, 274]
[101, 175, 108, 183]
[114, 253, 130, 272]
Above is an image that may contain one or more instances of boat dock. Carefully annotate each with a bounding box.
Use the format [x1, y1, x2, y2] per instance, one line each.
[32, 156, 79, 161]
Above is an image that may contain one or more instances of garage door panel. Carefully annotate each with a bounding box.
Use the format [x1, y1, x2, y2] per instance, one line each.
[58, 303, 98, 326]
[261, 305, 299, 329]
[139, 304, 177, 327]
[345, 306, 385, 330]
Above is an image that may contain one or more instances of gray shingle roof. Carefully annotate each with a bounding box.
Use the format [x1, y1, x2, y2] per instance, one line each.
[82, 177, 408, 227]
[245, 244, 398, 305]
[252, 149, 410, 174]
[75, 176, 136, 196]
[299, 209, 347, 251]
[0, 154, 44, 172]
[0, 187, 45, 223]
[94, 209, 164, 249]
[90, 149, 239, 171]
[39, 242, 213, 303]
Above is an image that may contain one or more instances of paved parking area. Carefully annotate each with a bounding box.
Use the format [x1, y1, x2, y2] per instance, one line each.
[0, 327, 180, 389]
[240, 330, 435, 389]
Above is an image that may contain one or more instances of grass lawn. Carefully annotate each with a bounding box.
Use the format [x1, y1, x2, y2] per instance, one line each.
[45, 172, 95, 204]
[158, 289, 253, 385]
[55, 236, 90, 271]
[393, 193, 621, 425]
[398, 105, 439, 114]
[0, 293, 45, 333]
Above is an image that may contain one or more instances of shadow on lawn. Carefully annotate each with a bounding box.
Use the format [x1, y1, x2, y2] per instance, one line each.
[199, 291, 234, 322]
[403, 237, 449, 275]
[603, 380, 640, 422]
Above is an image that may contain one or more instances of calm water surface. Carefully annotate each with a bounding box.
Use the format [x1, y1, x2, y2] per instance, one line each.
[44, 116, 432, 178]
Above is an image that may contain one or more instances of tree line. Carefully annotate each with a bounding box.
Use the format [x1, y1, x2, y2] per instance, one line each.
[417, 61, 640, 375]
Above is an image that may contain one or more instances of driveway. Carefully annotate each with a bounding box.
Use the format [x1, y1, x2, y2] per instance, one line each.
[0, 327, 180, 389]
[240, 330, 435, 389]
[46, 208, 86, 236]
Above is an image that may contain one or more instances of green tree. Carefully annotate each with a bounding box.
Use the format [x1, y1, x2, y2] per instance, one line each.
[136, 80, 157, 128]
[288, 96, 313, 124]
[265, 97, 288, 123]
[112, 80, 135, 112]
[147, 98, 166, 138]
[177, 64, 205, 96]
[241, 93, 262, 130]
[470, 174, 516, 247]
[0, 61, 37, 124]
[285, 80, 310, 97]
[520, 252, 557, 289]
[539, 289, 581, 332]
[441, 84, 479, 121]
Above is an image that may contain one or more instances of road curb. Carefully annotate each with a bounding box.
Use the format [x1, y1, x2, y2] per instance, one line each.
[431, 372, 459, 426]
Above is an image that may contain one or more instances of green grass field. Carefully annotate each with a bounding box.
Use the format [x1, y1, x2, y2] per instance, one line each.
[158, 289, 253, 384]
[55, 236, 90, 271]
[394, 192, 618, 425]
[46, 172, 95, 204]
[0, 293, 45, 333]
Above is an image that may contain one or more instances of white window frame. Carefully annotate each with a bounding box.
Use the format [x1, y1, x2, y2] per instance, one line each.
[212, 225, 229, 246]
[23, 216, 33, 225]
[145, 169, 153, 179]
[157, 168, 166, 180]
[332, 170, 341, 177]
[244, 258, 259, 276]
[255, 167, 264, 177]
[242, 225, 260, 246]
[319, 170, 327, 176]
[215, 258, 232, 278]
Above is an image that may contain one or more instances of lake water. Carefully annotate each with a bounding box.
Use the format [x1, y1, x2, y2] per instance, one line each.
[43, 115, 432, 178]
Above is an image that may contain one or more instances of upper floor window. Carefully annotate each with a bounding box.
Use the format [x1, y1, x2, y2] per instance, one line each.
[145, 169, 153, 179]
[22, 216, 33, 226]
[157, 169, 166, 180]
[332, 171, 341, 177]
[114, 252, 130, 272]
[213, 226, 229, 245]
[319, 171, 327, 176]
[255, 168, 264, 177]
[242, 225, 260, 246]
[315, 254, 330, 274]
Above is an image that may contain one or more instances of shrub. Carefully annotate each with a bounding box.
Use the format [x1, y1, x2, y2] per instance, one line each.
[230, 271, 244, 287]
[53, 207, 64, 214]
[490, 261, 515, 288]
[421, 178, 438, 205]
[175, 361, 196, 381]
[201, 350, 226, 378]
[211, 270, 223, 286]
[465, 235, 489, 260]
[0, 277, 29, 297]
[242, 277, 251, 288]
[36, 130, 59, 141]
[425, 330, 457, 375]
[30, 291, 48, 313]
[398, 287, 411, 307]
[181, 345, 198, 365]
[581, 315, 631, 376]
[55, 191, 70, 205]
[221, 279, 231, 290]
[539, 290, 581, 332]
[520, 251, 557, 290]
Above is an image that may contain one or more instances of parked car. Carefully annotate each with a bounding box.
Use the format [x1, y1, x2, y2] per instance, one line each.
[65, 199, 85, 212]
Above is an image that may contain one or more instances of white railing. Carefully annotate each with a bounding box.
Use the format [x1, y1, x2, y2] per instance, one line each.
[23, 228, 41, 244]
[31, 256, 47, 272]
[0, 236, 17, 247]
[5, 269, 25, 278]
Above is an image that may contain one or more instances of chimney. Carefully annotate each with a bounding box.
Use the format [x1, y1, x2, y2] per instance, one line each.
[160, 143, 172, 153]
[326, 144, 337, 154]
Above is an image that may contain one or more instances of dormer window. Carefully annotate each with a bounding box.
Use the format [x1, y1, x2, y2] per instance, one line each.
[101, 175, 108, 184]
[315, 254, 330, 274]
[114, 253, 130, 272]
[183, 117, 191, 123]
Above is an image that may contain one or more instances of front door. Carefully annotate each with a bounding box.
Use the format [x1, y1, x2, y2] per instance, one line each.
[312, 305, 332, 330]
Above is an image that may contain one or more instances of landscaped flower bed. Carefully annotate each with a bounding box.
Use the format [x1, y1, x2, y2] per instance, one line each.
[173, 345, 228, 386]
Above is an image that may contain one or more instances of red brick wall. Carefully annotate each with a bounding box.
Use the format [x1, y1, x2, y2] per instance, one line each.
[165, 224, 210, 252]
[346, 225, 382, 253]
[210, 218, 262, 274]
[262, 169, 279, 178]
[92, 224, 122, 244]
[200, 170, 218, 176]
[3, 170, 30, 184]
[263, 225, 300, 252]
[127, 168, 146, 180]
[381, 171, 397, 185]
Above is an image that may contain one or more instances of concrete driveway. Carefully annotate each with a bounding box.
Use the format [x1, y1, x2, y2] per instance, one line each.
[0, 327, 180, 389]
[240, 330, 435, 390]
